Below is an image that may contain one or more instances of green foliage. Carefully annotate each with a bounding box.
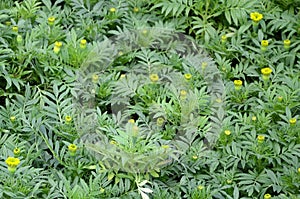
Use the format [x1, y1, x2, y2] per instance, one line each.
[0, 0, 299, 198]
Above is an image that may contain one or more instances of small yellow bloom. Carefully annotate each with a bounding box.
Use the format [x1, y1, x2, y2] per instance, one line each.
[92, 73, 99, 83]
[80, 39, 87, 49]
[156, 117, 165, 126]
[142, 29, 148, 35]
[48, 16, 55, 25]
[65, 115, 72, 123]
[128, 119, 135, 124]
[277, 96, 283, 102]
[283, 39, 291, 50]
[201, 62, 208, 70]
[224, 130, 231, 136]
[226, 179, 232, 184]
[290, 118, 297, 125]
[252, 116, 257, 121]
[161, 145, 169, 149]
[149, 74, 159, 82]
[180, 90, 187, 100]
[100, 187, 105, 193]
[234, 80, 243, 91]
[261, 67, 272, 81]
[192, 155, 198, 160]
[120, 74, 126, 79]
[110, 140, 117, 145]
[5, 157, 20, 173]
[264, 193, 271, 199]
[12, 26, 18, 32]
[68, 144, 77, 156]
[257, 135, 265, 143]
[133, 7, 139, 12]
[197, 185, 204, 190]
[184, 73, 192, 80]
[250, 12, 263, 23]
[221, 35, 227, 43]
[110, 7, 116, 13]
[13, 148, 21, 156]
[261, 40, 269, 47]
[298, 167, 300, 173]
[10, 116, 16, 122]
[53, 41, 62, 54]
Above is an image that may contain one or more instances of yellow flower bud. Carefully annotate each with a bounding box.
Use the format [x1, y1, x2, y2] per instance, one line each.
[149, 74, 159, 82]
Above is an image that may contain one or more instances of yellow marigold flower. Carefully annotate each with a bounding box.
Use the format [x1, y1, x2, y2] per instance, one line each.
[100, 187, 105, 193]
[68, 144, 77, 156]
[5, 157, 20, 173]
[221, 35, 227, 43]
[48, 16, 55, 25]
[92, 73, 99, 83]
[110, 7, 116, 13]
[156, 117, 165, 126]
[197, 185, 204, 190]
[192, 155, 198, 160]
[184, 73, 192, 80]
[133, 7, 139, 12]
[298, 167, 300, 173]
[128, 119, 135, 124]
[65, 115, 72, 124]
[264, 193, 271, 199]
[80, 39, 87, 49]
[226, 179, 232, 184]
[53, 41, 62, 54]
[201, 62, 208, 70]
[234, 80, 243, 91]
[252, 116, 257, 121]
[13, 148, 21, 156]
[261, 67, 272, 81]
[10, 116, 16, 122]
[16, 34, 22, 43]
[250, 12, 263, 23]
[224, 130, 231, 136]
[12, 26, 18, 32]
[283, 39, 291, 50]
[161, 145, 169, 149]
[150, 74, 159, 82]
[261, 40, 269, 47]
[257, 135, 265, 143]
[110, 140, 117, 145]
[290, 118, 297, 125]
[120, 74, 126, 79]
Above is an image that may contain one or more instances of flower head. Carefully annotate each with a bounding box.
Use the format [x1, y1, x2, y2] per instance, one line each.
[261, 40, 269, 47]
[264, 193, 271, 199]
[156, 117, 165, 126]
[48, 16, 55, 25]
[180, 90, 187, 100]
[298, 167, 300, 173]
[5, 157, 20, 173]
[12, 26, 18, 32]
[234, 80, 243, 91]
[221, 35, 227, 43]
[197, 185, 204, 190]
[257, 135, 265, 143]
[161, 145, 169, 149]
[110, 140, 117, 145]
[133, 7, 139, 12]
[128, 119, 135, 124]
[80, 39, 87, 49]
[290, 118, 297, 126]
[192, 155, 198, 160]
[68, 144, 77, 156]
[13, 148, 21, 156]
[10, 116, 16, 122]
[65, 115, 72, 124]
[92, 73, 99, 83]
[283, 39, 291, 50]
[224, 130, 231, 136]
[252, 116, 257, 121]
[120, 74, 126, 79]
[110, 7, 116, 13]
[250, 12, 263, 23]
[184, 73, 192, 80]
[261, 67, 272, 81]
[149, 74, 159, 82]
[53, 41, 62, 54]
